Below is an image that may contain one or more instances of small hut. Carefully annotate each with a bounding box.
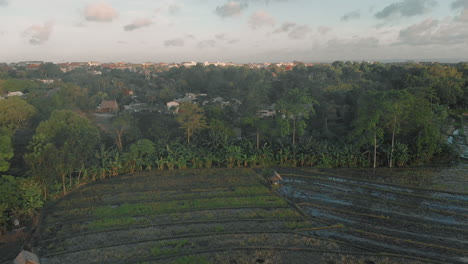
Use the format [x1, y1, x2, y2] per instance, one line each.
[14, 250, 40, 264]
[269, 171, 283, 186]
[98, 100, 119, 113]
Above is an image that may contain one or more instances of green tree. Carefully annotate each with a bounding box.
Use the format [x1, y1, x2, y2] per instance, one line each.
[382, 90, 413, 168]
[176, 102, 207, 144]
[351, 91, 385, 169]
[111, 112, 139, 150]
[26, 110, 100, 194]
[277, 88, 317, 145]
[0, 128, 13, 173]
[0, 97, 36, 131]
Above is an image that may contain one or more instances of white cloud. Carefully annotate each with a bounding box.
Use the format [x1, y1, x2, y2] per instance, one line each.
[23, 21, 54, 45]
[164, 38, 185, 47]
[169, 4, 182, 15]
[248, 11, 275, 29]
[397, 17, 468, 45]
[0, 0, 8, 7]
[318, 26, 332, 35]
[124, 18, 152, 31]
[84, 3, 118, 22]
[375, 0, 437, 19]
[341, 10, 360, 21]
[273, 22, 296, 33]
[197, 39, 216, 48]
[215, 2, 245, 18]
[288, 25, 312, 39]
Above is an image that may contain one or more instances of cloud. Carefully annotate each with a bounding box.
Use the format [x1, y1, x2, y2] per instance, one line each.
[164, 38, 185, 47]
[375, 0, 437, 19]
[169, 4, 182, 15]
[341, 10, 360, 21]
[288, 25, 312, 39]
[215, 2, 245, 18]
[0, 0, 8, 7]
[164, 38, 183, 47]
[452, 0, 468, 9]
[124, 18, 152, 31]
[84, 3, 118, 22]
[197, 39, 216, 48]
[318, 26, 332, 35]
[228, 39, 240, 44]
[248, 11, 275, 29]
[397, 18, 468, 45]
[451, 0, 468, 22]
[273, 22, 312, 39]
[23, 21, 54, 45]
[215, 33, 228, 40]
[326, 36, 380, 50]
[273, 22, 296, 33]
[460, 9, 468, 22]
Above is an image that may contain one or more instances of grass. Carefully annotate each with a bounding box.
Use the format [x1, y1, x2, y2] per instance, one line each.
[93, 196, 287, 218]
[172, 256, 212, 264]
[150, 240, 191, 257]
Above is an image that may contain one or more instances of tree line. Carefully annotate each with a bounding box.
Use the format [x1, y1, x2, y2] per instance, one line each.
[0, 61, 467, 232]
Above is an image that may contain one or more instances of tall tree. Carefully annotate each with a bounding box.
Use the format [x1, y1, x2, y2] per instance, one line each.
[382, 90, 413, 168]
[351, 91, 385, 169]
[26, 110, 100, 194]
[0, 97, 36, 131]
[176, 102, 207, 144]
[277, 88, 317, 145]
[0, 128, 13, 173]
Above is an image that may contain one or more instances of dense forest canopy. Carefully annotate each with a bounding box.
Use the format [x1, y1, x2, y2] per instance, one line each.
[0, 61, 467, 232]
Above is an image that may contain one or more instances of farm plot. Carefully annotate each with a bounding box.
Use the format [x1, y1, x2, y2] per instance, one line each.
[276, 167, 468, 264]
[32, 169, 431, 264]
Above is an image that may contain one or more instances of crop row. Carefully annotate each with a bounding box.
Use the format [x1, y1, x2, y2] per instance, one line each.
[44, 195, 286, 223]
[282, 173, 468, 205]
[41, 219, 319, 256]
[53, 186, 272, 210]
[42, 231, 354, 263]
[286, 179, 468, 215]
[38, 207, 303, 240]
[286, 182, 467, 221]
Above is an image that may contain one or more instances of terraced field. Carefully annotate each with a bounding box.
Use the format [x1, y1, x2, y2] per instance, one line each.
[31, 169, 435, 264]
[276, 167, 468, 264]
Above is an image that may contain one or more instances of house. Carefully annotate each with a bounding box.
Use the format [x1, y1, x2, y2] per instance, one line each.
[14, 250, 40, 264]
[7, 91, 24, 97]
[38, 79, 54, 84]
[98, 100, 119, 113]
[257, 109, 276, 118]
[167, 101, 180, 112]
[269, 171, 283, 186]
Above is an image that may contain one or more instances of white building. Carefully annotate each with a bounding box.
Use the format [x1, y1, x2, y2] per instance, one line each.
[7, 91, 24, 97]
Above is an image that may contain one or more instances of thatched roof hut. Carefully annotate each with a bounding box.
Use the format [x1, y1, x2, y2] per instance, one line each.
[14, 250, 40, 264]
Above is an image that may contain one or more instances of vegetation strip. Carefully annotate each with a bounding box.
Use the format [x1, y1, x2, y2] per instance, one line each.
[299, 168, 468, 196]
[298, 202, 468, 233]
[125, 246, 445, 264]
[38, 217, 307, 243]
[52, 193, 275, 211]
[43, 230, 339, 257]
[348, 228, 468, 254]
[291, 183, 467, 217]
[40, 205, 290, 227]
[56, 183, 258, 203]
[282, 173, 468, 204]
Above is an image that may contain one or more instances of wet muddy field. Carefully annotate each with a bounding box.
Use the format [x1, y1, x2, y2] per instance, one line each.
[276, 164, 468, 264]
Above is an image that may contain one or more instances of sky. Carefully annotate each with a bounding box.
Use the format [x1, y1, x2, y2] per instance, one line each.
[0, 0, 468, 63]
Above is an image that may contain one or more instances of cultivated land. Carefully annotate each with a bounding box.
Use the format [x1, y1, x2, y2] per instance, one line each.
[27, 168, 465, 264]
[276, 167, 468, 264]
